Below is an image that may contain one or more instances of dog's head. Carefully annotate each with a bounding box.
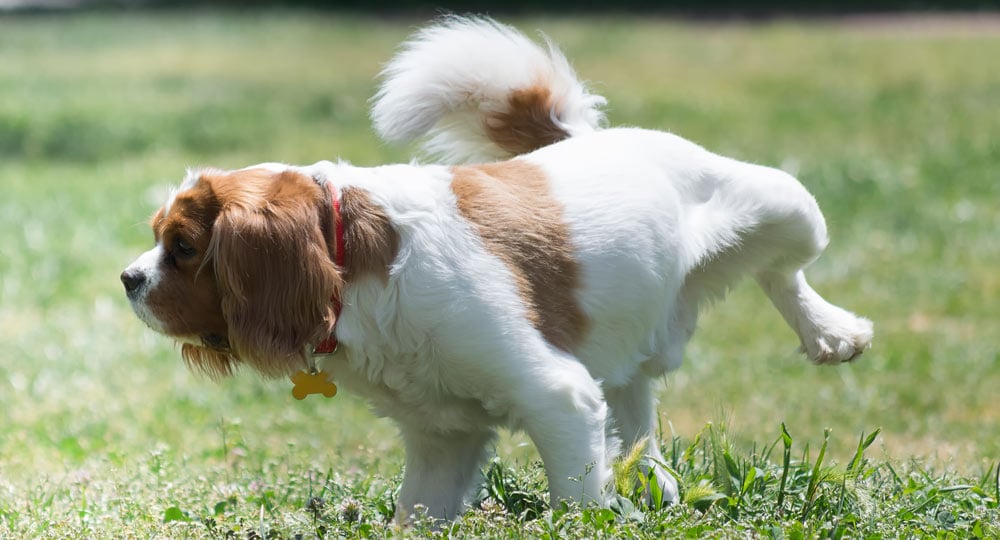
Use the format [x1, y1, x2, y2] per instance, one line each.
[121, 167, 344, 378]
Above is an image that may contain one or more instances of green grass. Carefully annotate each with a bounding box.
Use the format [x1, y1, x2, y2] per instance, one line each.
[0, 11, 998, 538]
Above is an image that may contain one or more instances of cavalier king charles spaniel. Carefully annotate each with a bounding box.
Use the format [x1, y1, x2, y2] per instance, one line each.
[121, 17, 872, 523]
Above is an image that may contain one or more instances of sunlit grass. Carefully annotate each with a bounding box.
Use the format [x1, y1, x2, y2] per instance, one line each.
[0, 11, 997, 537]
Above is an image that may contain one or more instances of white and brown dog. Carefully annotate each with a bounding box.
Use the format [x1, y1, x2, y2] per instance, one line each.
[121, 17, 872, 523]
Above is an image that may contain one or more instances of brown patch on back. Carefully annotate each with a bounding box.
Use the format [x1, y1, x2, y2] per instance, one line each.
[340, 186, 400, 283]
[450, 161, 588, 351]
[484, 84, 571, 157]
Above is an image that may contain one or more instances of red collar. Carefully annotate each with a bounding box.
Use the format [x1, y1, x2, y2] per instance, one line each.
[312, 182, 345, 355]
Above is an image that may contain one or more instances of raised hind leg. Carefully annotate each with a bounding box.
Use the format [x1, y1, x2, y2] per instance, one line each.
[757, 269, 872, 364]
[685, 162, 872, 363]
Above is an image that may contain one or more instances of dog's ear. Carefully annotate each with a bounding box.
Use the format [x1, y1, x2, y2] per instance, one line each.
[210, 196, 342, 378]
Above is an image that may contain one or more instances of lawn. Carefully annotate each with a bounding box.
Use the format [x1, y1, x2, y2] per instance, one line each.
[0, 11, 997, 538]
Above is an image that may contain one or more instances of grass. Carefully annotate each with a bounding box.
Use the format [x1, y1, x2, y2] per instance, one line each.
[0, 10, 998, 538]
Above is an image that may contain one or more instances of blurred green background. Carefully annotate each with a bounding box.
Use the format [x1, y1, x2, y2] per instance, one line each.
[0, 10, 997, 535]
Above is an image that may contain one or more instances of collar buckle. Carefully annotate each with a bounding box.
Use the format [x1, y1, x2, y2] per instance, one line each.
[312, 335, 339, 356]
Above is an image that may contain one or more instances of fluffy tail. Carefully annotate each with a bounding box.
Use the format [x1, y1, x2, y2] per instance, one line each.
[371, 16, 606, 163]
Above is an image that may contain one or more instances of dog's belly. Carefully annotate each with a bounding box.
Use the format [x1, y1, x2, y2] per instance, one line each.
[330, 354, 510, 433]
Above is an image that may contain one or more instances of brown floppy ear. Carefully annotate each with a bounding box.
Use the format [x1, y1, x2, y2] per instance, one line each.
[210, 199, 342, 378]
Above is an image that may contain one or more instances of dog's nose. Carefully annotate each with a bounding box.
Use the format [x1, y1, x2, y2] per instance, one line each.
[120, 269, 146, 295]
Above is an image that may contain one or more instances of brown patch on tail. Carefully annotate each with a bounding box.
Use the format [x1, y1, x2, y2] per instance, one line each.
[484, 84, 570, 157]
[450, 161, 588, 351]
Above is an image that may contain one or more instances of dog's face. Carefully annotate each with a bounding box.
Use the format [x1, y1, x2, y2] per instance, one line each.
[121, 167, 343, 378]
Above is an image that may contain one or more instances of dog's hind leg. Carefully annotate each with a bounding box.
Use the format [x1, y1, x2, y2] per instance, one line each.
[757, 269, 873, 364]
[738, 170, 872, 364]
[604, 378, 679, 506]
[684, 162, 872, 364]
[727, 165, 873, 364]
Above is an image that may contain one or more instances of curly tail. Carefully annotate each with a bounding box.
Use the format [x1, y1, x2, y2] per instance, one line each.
[371, 16, 606, 163]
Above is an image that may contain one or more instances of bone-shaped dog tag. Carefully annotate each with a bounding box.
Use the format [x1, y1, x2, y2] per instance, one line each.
[290, 370, 338, 400]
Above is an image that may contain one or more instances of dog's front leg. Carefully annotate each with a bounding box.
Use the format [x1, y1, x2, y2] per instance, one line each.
[394, 427, 495, 525]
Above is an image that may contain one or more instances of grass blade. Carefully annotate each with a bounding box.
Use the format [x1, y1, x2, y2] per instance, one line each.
[801, 428, 831, 520]
[777, 423, 793, 513]
[847, 428, 881, 476]
[995, 461, 1000, 507]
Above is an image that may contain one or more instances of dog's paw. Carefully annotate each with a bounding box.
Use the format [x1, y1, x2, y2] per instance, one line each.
[799, 308, 873, 365]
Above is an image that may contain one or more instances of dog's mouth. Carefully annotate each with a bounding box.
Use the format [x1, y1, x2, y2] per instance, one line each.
[127, 298, 169, 335]
[200, 333, 231, 352]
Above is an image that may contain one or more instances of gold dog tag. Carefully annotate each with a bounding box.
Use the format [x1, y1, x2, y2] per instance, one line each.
[290, 370, 338, 400]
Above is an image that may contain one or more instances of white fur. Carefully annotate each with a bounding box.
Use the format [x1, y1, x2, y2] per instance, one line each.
[163, 168, 208, 215]
[123, 245, 167, 333]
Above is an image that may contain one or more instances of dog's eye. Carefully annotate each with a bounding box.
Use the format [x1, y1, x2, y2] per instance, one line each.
[174, 238, 196, 258]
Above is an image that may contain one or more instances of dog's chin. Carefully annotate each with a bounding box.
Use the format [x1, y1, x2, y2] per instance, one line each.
[180, 343, 240, 380]
[128, 299, 168, 334]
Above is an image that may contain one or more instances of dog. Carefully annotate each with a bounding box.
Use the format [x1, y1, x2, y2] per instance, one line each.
[121, 17, 872, 523]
